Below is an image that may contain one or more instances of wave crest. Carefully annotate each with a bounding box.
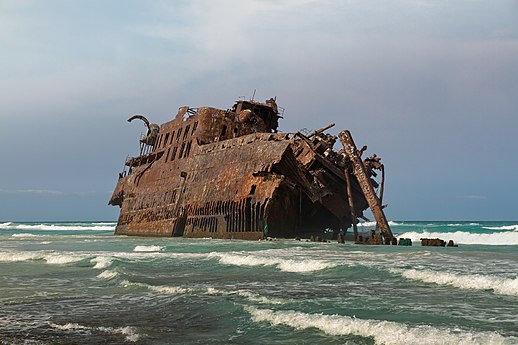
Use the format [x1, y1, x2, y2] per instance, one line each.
[245, 306, 513, 345]
[210, 253, 337, 273]
[97, 270, 119, 280]
[390, 268, 518, 296]
[133, 245, 163, 252]
[397, 231, 518, 245]
[50, 322, 140, 342]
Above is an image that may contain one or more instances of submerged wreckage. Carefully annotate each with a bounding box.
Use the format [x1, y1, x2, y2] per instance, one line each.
[109, 97, 394, 243]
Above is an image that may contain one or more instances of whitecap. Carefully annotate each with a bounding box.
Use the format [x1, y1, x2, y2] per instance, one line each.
[147, 285, 190, 294]
[359, 221, 402, 227]
[236, 290, 285, 305]
[397, 230, 518, 245]
[50, 322, 140, 342]
[1, 223, 115, 231]
[204, 287, 285, 305]
[119, 280, 189, 294]
[44, 254, 85, 264]
[245, 306, 513, 345]
[97, 326, 141, 342]
[97, 270, 119, 280]
[133, 245, 163, 252]
[0, 251, 41, 262]
[11, 233, 39, 238]
[50, 322, 89, 331]
[390, 268, 518, 296]
[91, 256, 113, 269]
[211, 253, 337, 273]
[482, 225, 518, 231]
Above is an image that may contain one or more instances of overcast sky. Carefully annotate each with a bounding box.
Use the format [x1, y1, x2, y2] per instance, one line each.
[1, 0, 517, 221]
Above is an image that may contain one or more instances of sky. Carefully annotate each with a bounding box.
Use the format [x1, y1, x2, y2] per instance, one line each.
[1, 0, 517, 221]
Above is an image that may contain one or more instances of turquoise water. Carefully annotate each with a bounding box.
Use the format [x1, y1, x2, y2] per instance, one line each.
[0, 221, 517, 344]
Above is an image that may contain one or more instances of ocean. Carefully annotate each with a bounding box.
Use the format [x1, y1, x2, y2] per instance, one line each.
[0, 221, 517, 344]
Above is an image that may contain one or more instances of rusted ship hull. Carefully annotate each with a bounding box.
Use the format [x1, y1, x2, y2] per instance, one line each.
[111, 134, 368, 239]
[109, 98, 392, 241]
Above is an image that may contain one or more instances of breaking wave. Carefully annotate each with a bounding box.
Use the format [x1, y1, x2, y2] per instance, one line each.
[397, 231, 518, 245]
[359, 221, 402, 227]
[91, 256, 113, 269]
[133, 245, 163, 252]
[447, 223, 480, 227]
[96, 270, 119, 280]
[245, 306, 514, 345]
[210, 252, 337, 273]
[0, 222, 115, 231]
[482, 225, 518, 231]
[120, 280, 190, 294]
[49, 322, 140, 342]
[0, 251, 85, 264]
[390, 268, 518, 296]
[11, 233, 39, 238]
[205, 287, 285, 305]
[44, 254, 84, 264]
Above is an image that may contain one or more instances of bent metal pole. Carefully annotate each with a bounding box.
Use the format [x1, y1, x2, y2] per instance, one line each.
[338, 130, 394, 240]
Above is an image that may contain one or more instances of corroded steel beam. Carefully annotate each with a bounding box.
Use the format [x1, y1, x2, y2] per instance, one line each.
[338, 130, 394, 240]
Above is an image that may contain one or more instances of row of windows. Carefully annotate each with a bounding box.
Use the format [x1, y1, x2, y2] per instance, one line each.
[156, 121, 198, 149]
[164, 140, 193, 161]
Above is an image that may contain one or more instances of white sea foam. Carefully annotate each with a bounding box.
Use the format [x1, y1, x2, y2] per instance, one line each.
[0, 251, 86, 264]
[0, 251, 41, 262]
[91, 256, 113, 269]
[359, 221, 402, 227]
[50, 322, 90, 332]
[0, 223, 114, 231]
[44, 254, 84, 264]
[49, 322, 140, 342]
[120, 280, 189, 294]
[133, 245, 163, 252]
[237, 290, 285, 305]
[147, 285, 190, 294]
[97, 270, 119, 280]
[483, 225, 518, 231]
[99, 326, 140, 342]
[397, 230, 518, 245]
[390, 268, 518, 296]
[211, 253, 337, 273]
[204, 287, 285, 305]
[11, 233, 39, 238]
[245, 306, 513, 345]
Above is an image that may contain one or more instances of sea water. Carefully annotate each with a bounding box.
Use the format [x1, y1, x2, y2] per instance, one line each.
[0, 221, 517, 344]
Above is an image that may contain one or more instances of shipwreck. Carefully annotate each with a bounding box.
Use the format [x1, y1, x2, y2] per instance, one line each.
[109, 97, 394, 242]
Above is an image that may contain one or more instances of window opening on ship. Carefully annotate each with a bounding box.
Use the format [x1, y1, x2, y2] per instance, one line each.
[176, 128, 183, 141]
[179, 142, 186, 158]
[249, 185, 256, 195]
[185, 140, 192, 157]
[220, 125, 227, 139]
[170, 131, 175, 145]
[163, 133, 170, 148]
[171, 146, 178, 161]
[157, 134, 163, 148]
[192, 121, 198, 134]
[184, 125, 191, 140]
